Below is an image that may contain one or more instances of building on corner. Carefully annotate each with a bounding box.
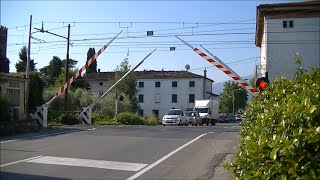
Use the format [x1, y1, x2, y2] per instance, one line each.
[86, 70, 215, 118]
[255, 0, 320, 81]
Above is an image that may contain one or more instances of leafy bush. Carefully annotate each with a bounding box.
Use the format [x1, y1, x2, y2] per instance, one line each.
[145, 115, 159, 125]
[0, 93, 10, 122]
[227, 67, 320, 179]
[115, 112, 145, 125]
[58, 113, 80, 125]
[91, 113, 119, 125]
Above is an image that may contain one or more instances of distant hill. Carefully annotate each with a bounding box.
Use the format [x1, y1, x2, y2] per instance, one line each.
[212, 75, 254, 95]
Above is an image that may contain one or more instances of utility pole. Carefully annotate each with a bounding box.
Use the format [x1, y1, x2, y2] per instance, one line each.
[25, 15, 32, 118]
[64, 24, 71, 112]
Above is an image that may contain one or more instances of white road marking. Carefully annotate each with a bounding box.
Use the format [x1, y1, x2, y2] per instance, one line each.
[0, 156, 43, 168]
[86, 128, 96, 131]
[0, 129, 81, 144]
[127, 133, 208, 180]
[27, 156, 148, 172]
[208, 131, 214, 134]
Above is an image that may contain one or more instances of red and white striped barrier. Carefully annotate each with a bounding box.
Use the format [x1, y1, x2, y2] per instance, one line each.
[47, 31, 122, 105]
[35, 31, 122, 127]
[176, 36, 258, 95]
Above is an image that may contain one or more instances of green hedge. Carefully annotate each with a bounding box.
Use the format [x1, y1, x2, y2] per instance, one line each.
[226, 68, 320, 179]
[58, 113, 81, 125]
[91, 113, 119, 125]
[114, 112, 145, 125]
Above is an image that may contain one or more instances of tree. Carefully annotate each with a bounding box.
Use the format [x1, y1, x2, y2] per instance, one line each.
[0, 55, 10, 73]
[62, 58, 78, 69]
[15, 46, 36, 72]
[219, 81, 248, 114]
[86, 48, 97, 74]
[113, 58, 139, 113]
[39, 56, 63, 86]
[14, 72, 45, 112]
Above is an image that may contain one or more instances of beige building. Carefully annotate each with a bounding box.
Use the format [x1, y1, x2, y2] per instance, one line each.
[0, 73, 28, 120]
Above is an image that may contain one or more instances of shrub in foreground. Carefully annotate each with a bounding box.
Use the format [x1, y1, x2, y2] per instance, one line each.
[226, 68, 320, 179]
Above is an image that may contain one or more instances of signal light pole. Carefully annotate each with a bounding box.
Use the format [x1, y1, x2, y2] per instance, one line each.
[34, 23, 71, 112]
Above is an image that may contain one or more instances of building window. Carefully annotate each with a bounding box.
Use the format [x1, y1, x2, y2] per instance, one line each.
[138, 109, 144, 116]
[172, 94, 177, 103]
[138, 94, 144, 103]
[99, 82, 103, 86]
[189, 94, 195, 103]
[155, 81, 161, 87]
[99, 91, 103, 96]
[289, 20, 294, 28]
[152, 110, 159, 118]
[172, 81, 177, 87]
[139, 82, 144, 87]
[189, 81, 195, 87]
[282, 21, 287, 28]
[155, 94, 160, 103]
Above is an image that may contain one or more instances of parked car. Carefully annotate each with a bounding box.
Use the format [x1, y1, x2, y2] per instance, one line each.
[162, 109, 188, 126]
[218, 115, 228, 123]
[186, 111, 202, 126]
[227, 116, 236, 123]
[235, 115, 242, 122]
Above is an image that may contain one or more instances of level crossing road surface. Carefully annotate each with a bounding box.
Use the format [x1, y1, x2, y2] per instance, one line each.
[0, 124, 240, 180]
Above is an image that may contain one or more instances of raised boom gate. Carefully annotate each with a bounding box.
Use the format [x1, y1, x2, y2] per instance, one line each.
[79, 49, 157, 124]
[34, 31, 123, 127]
[176, 36, 258, 95]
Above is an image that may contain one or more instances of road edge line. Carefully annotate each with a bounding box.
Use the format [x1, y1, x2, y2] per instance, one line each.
[0, 156, 43, 168]
[127, 133, 207, 180]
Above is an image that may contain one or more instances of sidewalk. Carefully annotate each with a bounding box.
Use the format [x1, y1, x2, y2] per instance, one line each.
[211, 153, 234, 180]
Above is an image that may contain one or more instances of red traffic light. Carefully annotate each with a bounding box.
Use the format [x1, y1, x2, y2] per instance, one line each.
[256, 77, 269, 90]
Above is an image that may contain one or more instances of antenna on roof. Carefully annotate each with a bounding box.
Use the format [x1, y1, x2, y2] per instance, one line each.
[185, 64, 190, 71]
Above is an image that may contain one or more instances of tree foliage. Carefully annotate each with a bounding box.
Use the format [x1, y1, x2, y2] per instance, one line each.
[227, 66, 320, 179]
[15, 46, 36, 72]
[14, 72, 45, 113]
[0, 55, 10, 73]
[40, 56, 64, 85]
[86, 48, 97, 74]
[219, 81, 248, 114]
[113, 58, 139, 113]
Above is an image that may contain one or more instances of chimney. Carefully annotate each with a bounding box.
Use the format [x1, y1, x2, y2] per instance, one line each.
[98, 69, 100, 73]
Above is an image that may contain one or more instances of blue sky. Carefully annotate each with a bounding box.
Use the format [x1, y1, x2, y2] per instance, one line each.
[1, 0, 294, 83]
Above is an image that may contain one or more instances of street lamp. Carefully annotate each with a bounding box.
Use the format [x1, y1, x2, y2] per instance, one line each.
[34, 22, 71, 112]
[232, 88, 242, 115]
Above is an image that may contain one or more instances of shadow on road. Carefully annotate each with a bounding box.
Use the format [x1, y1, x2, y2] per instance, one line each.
[0, 172, 69, 180]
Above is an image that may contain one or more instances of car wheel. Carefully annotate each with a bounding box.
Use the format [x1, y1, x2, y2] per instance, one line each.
[178, 120, 181, 126]
[185, 121, 188, 126]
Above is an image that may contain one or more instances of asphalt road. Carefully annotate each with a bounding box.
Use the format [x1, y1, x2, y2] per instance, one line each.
[0, 124, 240, 180]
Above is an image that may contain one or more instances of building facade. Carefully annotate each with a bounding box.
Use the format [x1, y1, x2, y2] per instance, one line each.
[86, 70, 215, 118]
[255, 1, 320, 81]
[0, 73, 28, 120]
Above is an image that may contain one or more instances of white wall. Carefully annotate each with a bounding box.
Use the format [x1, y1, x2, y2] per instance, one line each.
[89, 77, 213, 118]
[264, 17, 320, 81]
[137, 78, 207, 118]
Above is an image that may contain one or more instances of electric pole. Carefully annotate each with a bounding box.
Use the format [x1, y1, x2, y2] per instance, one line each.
[34, 23, 71, 112]
[64, 24, 71, 112]
[25, 15, 32, 118]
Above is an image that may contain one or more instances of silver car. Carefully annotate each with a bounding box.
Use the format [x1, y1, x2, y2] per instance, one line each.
[186, 111, 202, 126]
[162, 109, 188, 126]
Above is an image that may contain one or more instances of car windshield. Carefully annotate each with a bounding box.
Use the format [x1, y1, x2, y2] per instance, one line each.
[167, 110, 181, 115]
[186, 111, 196, 116]
[194, 108, 208, 113]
